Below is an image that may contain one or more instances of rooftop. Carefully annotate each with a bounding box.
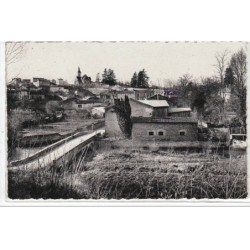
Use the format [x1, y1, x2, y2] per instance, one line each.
[133, 88, 153, 91]
[132, 117, 198, 124]
[147, 94, 168, 100]
[116, 90, 134, 94]
[168, 107, 191, 113]
[136, 99, 169, 108]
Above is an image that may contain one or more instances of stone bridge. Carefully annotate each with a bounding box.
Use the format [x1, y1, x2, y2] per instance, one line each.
[9, 129, 105, 170]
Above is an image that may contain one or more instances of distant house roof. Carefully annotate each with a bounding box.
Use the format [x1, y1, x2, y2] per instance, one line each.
[116, 90, 134, 94]
[74, 87, 96, 97]
[133, 88, 152, 91]
[131, 99, 169, 108]
[147, 94, 168, 100]
[88, 88, 109, 96]
[132, 117, 197, 124]
[168, 107, 191, 113]
[92, 107, 106, 112]
[33, 77, 45, 81]
[62, 97, 77, 104]
[75, 98, 101, 104]
[62, 97, 101, 104]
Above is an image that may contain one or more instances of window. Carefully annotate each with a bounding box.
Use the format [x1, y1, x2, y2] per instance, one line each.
[148, 131, 154, 136]
[179, 130, 186, 136]
[158, 131, 164, 136]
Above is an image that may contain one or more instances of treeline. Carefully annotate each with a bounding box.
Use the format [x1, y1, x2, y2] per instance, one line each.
[94, 68, 150, 88]
[175, 49, 247, 126]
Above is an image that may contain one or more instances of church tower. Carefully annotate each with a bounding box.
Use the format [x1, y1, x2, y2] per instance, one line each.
[77, 67, 82, 78]
[75, 66, 83, 85]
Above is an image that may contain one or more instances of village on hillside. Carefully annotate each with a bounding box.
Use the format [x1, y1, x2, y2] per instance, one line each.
[6, 42, 247, 200]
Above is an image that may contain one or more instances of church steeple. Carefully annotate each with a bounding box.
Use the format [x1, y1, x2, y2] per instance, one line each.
[75, 66, 83, 85]
[77, 67, 82, 78]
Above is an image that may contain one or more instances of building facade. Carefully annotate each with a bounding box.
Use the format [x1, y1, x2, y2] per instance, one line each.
[129, 99, 169, 118]
[133, 88, 154, 100]
[132, 117, 198, 143]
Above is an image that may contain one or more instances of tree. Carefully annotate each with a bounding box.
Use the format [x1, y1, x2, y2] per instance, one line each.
[137, 69, 149, 88]
[203, 95, 225, 124]
[214, 50, 229, 118]
[5, 42, 25, 66]
[130, 72, 138, 87]
[6, 42, 26, 82]
[176, 76, 224, 123]
[176, 74, 194, 106]
[179, 74, 193, 87]
[7, 90, 19, 114]
[214, 50, 228, 87]
[102, 68, 117, 86]
[82, 74, 92, 85]
[229, 49, 247, 125]
[191, 85, 206, 114]
[46, 101, 61, 115]
[102, 68, 108, 83]
[224, 67, 234, 87]
[95, 73, 101, 83]
[114, 95, 132, 138]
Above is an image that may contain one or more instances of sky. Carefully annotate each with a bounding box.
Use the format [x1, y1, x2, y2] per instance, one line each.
[6, 42, 247, 86]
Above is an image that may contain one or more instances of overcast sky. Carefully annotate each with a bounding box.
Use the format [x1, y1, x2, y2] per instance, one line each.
[6, 42, 247, 85]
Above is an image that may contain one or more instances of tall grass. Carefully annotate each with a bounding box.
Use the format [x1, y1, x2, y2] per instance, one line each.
[8, 147, 247, 199]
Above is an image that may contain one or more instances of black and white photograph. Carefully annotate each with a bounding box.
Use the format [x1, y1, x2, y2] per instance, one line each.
[1, 1, 250, 250]
[5, 41, 248, 200]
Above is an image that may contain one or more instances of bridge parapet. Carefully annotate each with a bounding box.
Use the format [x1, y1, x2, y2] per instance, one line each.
[9, 129, 105, 168]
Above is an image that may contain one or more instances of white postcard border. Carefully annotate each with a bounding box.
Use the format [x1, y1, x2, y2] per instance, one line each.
[1, 41, 250, 206]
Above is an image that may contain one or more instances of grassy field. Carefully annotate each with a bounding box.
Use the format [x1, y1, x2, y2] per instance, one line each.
[8, 147, 247, 200]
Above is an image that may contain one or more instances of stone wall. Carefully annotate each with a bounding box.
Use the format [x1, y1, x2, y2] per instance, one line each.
[105, 108, 123, 138]
[132, 122, 198, 143]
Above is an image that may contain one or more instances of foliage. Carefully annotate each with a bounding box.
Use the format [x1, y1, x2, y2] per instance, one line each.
[224, 67, 234, 87]
[114, 95, 132, 138]
[203, 95, 224, 124]
[130, 69, 149, 88]
[7, 90, 19, 113]
[7, 112, 24, 158]
[82, 74, 92, 85]
[46, 101, 62, 114]
[229, 49, 247, 124]
[130, 72, 138, 87]
[102, 68, 117, 86]
[179, 74, 193, 87]
[176, 75, 222, 121]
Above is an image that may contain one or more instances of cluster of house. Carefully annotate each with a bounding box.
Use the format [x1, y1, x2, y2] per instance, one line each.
[8, 67, 180, 120]
[8, 66, 242, 148]
[8, 68, 199, 144]
[7, 77, 70, 101]
[105, 94, 198, 143]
